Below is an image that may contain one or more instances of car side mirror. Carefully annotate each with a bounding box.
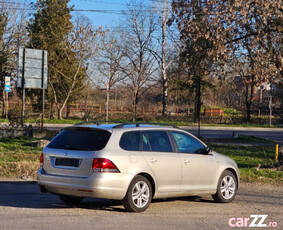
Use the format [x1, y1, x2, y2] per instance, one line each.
[204, 146, 212, 155]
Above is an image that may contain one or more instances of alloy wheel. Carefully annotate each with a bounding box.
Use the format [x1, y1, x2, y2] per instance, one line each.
[220, 175, 236, 200]
[131, 181, 150, 208]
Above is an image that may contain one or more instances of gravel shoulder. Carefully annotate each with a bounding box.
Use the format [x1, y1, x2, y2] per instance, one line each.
[0, 180, 282, 230]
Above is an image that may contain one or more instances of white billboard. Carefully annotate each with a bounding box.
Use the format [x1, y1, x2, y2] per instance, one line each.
[17, 47, 48, 89]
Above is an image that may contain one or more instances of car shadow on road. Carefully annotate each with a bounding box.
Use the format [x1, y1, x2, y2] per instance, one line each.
[0, 181, 125, 212]
[152, 196, 215, 204]
[0, 181, 215, 212]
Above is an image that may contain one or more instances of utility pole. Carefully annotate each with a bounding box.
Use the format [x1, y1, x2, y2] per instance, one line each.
[5, 90, 8, 119]
[106, 82, 109, 121]
[41, 50, 46, 129]
[21, 48, 26, 127]
[259, 87, 263, 117]
[269, 95, 272, 127]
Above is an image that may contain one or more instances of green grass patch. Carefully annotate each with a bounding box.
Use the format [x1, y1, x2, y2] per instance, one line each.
[222, 108, 242, 117]
[239, 168, 283, 184]
[26, 118, 84, 124]
[38, 118, 194, 127]
[0, 137, 43, 178]
[206, 135, 274, 144]
[142, 119, 193, 126]
[0, 136, 42, 163]
[211, 144, 282, 184]
[197, 123, 283, 128]
[203, 107, 242, 118]
[0, 137, 282, 184]
[236, 135, 274, 143]
[2, 116, 282, 128]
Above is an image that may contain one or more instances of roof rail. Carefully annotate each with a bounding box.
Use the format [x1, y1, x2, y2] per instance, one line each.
[74, 120, 124, 126]
[113, 122, 179, 129]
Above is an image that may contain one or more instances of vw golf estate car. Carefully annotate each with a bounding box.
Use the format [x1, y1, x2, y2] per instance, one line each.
[37, 122, 239, 212]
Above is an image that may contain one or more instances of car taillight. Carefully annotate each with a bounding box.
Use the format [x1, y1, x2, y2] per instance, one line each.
[92, 158, 120, 173]
[39, 153, 44, 165]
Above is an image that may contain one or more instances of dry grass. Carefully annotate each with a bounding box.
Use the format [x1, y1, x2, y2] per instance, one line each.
[0, 161, 40, 179]
[0, 137, 43, 179]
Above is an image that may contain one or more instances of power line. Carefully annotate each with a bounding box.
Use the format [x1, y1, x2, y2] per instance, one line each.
[78, 0, 127, 6]
[0, 7, 33, 11]
[73, 9, 126, 15]
[0, 7, 127, 15]
[0, 8, 157, 16]
[0, 0, 158, 16]
[0, 0, 32, 6]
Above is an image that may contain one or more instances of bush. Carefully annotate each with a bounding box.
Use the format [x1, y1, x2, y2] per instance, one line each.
[8, 106, 32, 125]
[8, 107, 22, 125]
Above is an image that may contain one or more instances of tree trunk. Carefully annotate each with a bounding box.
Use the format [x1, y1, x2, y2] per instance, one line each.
[244, 75, 255, 123]
[132, 101, 137, 122]
[246, 101, 251, 122]
[58, 107, 63, 120]
[66, 104, 71, 119]
[2, 88, 6, 118]
[194, 75, 201, 123]
[132, 87, 139, 122]
[49, 101, 54, 119]
[161, 16, 168, 117]
[162, 67, 168, 117]
[162, 86, 168, 116]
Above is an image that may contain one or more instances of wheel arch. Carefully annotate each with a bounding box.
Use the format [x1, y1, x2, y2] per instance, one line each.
[137, 172, 156, 198]
[224, 168, 239, 189]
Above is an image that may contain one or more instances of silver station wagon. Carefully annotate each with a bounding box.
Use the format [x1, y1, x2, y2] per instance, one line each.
[37, 122, 239, 212]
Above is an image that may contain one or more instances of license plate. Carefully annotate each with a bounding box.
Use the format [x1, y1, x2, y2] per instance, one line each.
[55, 158, 80, 167]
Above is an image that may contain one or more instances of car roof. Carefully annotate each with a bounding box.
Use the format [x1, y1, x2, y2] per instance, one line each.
[72, 122, 179, 131]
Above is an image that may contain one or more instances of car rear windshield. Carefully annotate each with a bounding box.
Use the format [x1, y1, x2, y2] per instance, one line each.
[47, 128, 111, 151]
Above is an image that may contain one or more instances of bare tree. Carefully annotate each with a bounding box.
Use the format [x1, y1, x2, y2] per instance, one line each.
[0, 1, 27, 117]
[120, 1, 158, 121]
[172, 0, 282, 123]
[150, 0, 180, 116]
[49, 16, 103, 119]
[95, 32, 125, 90]
[90, 31, 126, 120]
[226, 0, 283, 121]
[172, 0, 230, 127]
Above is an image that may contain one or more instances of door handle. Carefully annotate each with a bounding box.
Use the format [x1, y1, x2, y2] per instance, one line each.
[183, 159, 190, 164]
[150, 158, 157, 163]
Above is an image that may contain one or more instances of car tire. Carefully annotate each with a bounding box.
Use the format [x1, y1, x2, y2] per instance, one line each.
[59, 194, 84, 204]
[212, 170, 237, 203]
[122, 175, 152, 212]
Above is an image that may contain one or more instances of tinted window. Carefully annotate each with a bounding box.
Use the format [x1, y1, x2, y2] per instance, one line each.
[172, 131, 205, 154]
[120, 131, 140, 151]
[143, 131, 173, 152]
[142, 133, 150, 151]
[47, 128, 111, 151]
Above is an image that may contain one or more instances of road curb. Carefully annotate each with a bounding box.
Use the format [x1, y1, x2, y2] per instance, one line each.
[179, 126, 283, 132]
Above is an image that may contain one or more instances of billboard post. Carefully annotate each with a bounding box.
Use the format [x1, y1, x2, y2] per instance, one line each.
[17, 48, 48, 127]
[4, 76, 11, 119]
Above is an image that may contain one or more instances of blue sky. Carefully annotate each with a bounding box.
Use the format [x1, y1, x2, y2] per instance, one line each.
[71, 0, 129, 26]
[70, 0, 131, 28]
[21, 0, 152, 28]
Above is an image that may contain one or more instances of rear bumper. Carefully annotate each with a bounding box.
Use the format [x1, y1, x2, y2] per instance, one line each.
[37, 167, 133, 200]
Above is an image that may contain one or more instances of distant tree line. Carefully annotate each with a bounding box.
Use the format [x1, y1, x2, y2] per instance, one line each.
[0, 0, 282, 122]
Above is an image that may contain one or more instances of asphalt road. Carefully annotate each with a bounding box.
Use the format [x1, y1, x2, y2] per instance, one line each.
[186, 128, 283, 145]
[43, 124, 283, 145]
[0, 181, 282, 230]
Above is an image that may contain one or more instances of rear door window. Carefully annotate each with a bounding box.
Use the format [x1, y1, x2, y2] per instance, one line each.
[143, 131, 173, 152]
[47, 128, 111, 151]
[119, 131, 140, 151]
